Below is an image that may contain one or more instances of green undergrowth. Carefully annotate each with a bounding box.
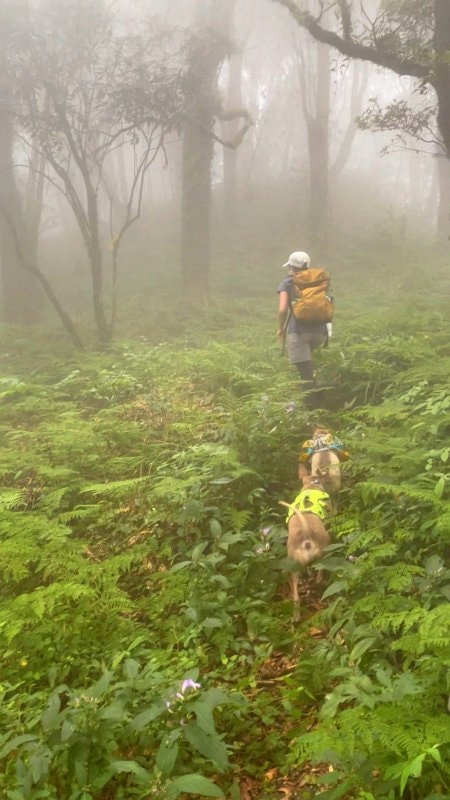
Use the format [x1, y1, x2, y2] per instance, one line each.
[0, 262, 449, 799]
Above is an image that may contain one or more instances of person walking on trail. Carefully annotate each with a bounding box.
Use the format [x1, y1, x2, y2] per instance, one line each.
[277, 251, 333, 408]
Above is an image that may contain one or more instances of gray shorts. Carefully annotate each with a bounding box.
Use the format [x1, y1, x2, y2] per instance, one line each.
[286, 330, 326, 364]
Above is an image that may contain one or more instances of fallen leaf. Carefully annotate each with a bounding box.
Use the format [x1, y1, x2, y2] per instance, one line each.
[240, 776, 256, 800]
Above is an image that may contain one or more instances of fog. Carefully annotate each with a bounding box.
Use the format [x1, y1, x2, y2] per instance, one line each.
[0, 0, 446, 346]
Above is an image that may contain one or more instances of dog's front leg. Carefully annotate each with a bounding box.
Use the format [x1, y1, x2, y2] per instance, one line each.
[290, 572, 301, 622]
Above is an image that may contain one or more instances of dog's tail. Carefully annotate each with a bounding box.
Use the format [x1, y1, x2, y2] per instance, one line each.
[279, 500, 303, 522]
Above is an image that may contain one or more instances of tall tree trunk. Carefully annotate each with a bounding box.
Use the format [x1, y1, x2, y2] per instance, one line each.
[86, 184, 111, 345]
[330, 61, 369, 181]
[305, 40, 330, 247]
[221, 0, 242, 227]
[116, 146, 129, 208]
[222, 50, 243, 225]
[181, 112, 214, 303]
[25, 147, 45, 261]
[0, 76, 41, 323]
[180, 0, 228, 302]
[434, 1, 450, 159]
[436, 152, 450, 241]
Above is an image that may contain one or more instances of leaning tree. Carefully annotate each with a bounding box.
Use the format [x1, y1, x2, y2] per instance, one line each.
[6, 0, 186, 346]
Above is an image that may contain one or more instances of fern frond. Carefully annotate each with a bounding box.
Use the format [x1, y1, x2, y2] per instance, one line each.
[0, 582, 95, 643]
[223, 508, 253, 532]
[371, 607, 425, 635]
[383, 564, 425, 592]
[435, 511, 450, 535]
[417, 605, 450, 653]
[58, 504, 99, 523]
[0, 489, 25, 510]
[81, 476, 148, 498]
[37, 486, 71, 514]
[359, 480, 446, 508]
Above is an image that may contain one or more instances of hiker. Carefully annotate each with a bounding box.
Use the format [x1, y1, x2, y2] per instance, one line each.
[277, 251, 333, 408]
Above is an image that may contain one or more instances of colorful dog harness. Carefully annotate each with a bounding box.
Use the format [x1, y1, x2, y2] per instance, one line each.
[299, 431, 349, 465]
[286, 485, 330, 522]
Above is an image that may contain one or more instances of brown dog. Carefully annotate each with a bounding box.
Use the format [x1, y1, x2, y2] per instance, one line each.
[280, 475, 331, 621]
[311, 448, 341, 510]
[300, 427, 345, 512]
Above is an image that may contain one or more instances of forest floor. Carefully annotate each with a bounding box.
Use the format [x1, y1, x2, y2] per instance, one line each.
[0, 264, 449, 799]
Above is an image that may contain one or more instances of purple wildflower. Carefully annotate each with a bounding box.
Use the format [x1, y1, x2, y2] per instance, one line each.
[181, 678, 201, 694]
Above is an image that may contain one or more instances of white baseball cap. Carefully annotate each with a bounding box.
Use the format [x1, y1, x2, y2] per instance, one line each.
[282, 251, 311, 269]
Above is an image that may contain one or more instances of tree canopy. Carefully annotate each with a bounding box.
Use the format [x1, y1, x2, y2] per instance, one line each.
[272, 0, 450, 156]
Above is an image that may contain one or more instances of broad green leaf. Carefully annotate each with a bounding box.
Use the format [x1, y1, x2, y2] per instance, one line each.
[129, 702, 166, 731]
[100, 701, 126, 721]
[124, 658, 140, 680]
[109, 760, 151, 784]
[41, 694, 61, 731]
[201, 688, 239, 708]
[400, 754, 424, 795]
[434, 476, 446, 498]
[375, 668, 392, 688]
[0, 734, 38, 758]
[169, 774, 224, 798]
[349, 637, 378, 663]
[85, 670, 113, 700]
[427, 745, 442, 763]
[321, 580, 348, 599]
[61, 719, 75, 742]
[209, 519, 222, 536]
[170, 561, 191, 572]
[30, 752, 50, 783]
[424, 555, 444, 576]
[191, 701, 216, 735]
[317, 775, 354, 799]
[191, 542, 208, 561]
[155, 738, 179, 778]
[202, 617, 223, 629]
[183, 722, 229, 771]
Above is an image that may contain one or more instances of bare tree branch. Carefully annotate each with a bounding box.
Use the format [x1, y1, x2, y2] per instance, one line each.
[272, 0, 430, 80]
[185, 108, 253, 149]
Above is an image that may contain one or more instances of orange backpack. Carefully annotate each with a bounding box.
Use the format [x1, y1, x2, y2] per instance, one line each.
[291, 268, 333, 323]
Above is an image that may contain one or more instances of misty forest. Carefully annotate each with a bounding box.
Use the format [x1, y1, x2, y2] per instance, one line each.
[1, 0, 449, 798]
